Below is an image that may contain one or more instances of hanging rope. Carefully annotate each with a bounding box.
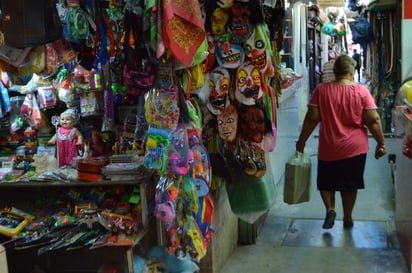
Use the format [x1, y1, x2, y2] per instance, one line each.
[385, 11, 394, 78]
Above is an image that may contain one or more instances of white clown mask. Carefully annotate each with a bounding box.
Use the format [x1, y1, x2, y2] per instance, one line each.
[235, 61, 263, 105]
[206, 66, 231, 115]
[216, 41, 245, 69]
[243, 24, 274, 77]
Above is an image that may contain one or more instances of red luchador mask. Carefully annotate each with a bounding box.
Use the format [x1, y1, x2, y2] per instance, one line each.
[206, 66, 231, 115]
[235, 61, 263, 105]
[229, 2, 254, 44]
[243, 24, 275, 77]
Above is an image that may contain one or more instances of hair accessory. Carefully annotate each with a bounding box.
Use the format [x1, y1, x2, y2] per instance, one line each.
[61, 108, 79, 123]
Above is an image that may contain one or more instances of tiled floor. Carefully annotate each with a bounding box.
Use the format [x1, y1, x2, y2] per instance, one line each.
[219, 93, 409, 273]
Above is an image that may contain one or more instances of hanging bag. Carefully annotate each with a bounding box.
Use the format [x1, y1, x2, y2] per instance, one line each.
[283, 151, 312, 204]
[122, 11, 155, 97]
[351, 17, 373, 45]
[0, 0, 62, 48]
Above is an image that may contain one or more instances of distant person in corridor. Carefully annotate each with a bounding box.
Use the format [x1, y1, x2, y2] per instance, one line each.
[352, 49, 361, 82]
[295, 54, 386, 229]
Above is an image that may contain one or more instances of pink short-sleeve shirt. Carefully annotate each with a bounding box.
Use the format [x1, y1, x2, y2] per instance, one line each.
[309, 83, 377, 161]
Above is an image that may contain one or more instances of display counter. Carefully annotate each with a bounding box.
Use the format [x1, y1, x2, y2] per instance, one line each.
[0, 175, 153, 273]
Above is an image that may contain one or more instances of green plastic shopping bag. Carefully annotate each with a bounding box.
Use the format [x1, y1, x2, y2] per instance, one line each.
[283, 151, 311, 204]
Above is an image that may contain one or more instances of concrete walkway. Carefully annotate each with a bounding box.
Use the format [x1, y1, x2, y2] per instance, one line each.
[219, 92, 409, 273]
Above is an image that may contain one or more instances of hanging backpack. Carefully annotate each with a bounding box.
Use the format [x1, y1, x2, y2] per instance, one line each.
[351, 17, 373, 45]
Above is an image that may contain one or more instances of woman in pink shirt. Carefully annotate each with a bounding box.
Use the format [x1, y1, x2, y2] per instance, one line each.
[296, 54, 386, 229]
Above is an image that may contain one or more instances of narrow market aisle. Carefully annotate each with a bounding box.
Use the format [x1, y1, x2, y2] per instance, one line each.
[219, 94, 409, 273]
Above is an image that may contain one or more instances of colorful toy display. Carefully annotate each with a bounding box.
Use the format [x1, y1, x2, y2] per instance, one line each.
[0, 0, 283, 270]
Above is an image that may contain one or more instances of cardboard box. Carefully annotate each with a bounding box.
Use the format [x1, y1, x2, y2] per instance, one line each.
[0, 244, 8, 273]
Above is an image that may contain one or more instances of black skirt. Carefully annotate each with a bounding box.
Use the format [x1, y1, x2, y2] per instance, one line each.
[317, 154, 366, 192]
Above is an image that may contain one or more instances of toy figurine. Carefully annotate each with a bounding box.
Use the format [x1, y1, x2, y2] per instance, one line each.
[48, 108, 83, 167]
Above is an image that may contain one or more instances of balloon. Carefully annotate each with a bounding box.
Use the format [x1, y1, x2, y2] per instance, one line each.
[401, 80, 412, 104]
[321, 22, 334, 35]
[334, 22, 346, 36]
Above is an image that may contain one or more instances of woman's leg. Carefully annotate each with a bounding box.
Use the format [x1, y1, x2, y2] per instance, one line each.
[320, 190, 336, 228]
[320, 190, 335, 212]
[340, 191, 357, 223]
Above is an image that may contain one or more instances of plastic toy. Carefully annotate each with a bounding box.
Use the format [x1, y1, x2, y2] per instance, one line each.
[48, 108, 84, 167]
[155, 201, 176, 228]
[146, 246, 199, 273]
[77, 209, 108, 231]
[144, 127, 173, 172]
[0, 210, 31, 237]
[167, 125, 189, 175]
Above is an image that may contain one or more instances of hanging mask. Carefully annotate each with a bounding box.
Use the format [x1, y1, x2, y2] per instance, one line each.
[205, 66, 231, 115]
[235, 61, 263, 105]
[211, 7, 230, 37]
[238, 104, 266, 144]
[217, 0, 234, 9]
[203, 34, 217, 73]
[217, 103, 238, 142]
[243, 24, 275, 77]
[237, 139, 266, 178]
[215, 41, 245, 69]
[229, 2, 254, 44]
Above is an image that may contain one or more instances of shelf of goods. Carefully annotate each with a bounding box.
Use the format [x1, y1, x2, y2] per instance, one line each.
[0, 175, 152, 273]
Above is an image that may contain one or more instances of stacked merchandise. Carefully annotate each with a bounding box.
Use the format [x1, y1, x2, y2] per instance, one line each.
[102, 155, 152, 181]
[0, 0, 286, 271]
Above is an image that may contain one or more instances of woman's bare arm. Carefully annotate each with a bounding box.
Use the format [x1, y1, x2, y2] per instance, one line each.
[296, 106, 320, 153]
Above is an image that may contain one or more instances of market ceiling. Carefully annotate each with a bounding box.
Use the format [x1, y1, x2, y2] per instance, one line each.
[316, 0, 345, 8]
[316, 0, 374, 9]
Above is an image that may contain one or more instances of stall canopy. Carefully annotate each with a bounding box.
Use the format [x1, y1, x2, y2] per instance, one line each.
[316, 0, 345, 8]
[368, 0, 396, 11]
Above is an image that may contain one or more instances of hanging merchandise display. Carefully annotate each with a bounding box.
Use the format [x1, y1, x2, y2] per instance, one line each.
[162, 0, 206, 66]
[0, 0, 285, 271]
[321, 22, 336, 35]
[351, 16, 374, 45]
[0, 0, 62, 48]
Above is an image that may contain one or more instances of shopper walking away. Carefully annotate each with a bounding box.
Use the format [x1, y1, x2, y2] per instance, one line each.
[295, 54, 386, 229]
[321, 50, 339, 83]
[352, 49, 361, 82]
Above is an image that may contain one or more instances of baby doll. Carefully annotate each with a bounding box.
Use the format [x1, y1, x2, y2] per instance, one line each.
[48, 108, 83, 167]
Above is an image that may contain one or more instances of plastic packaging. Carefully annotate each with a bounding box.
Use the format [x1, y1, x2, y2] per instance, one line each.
[283, 151, 311, 204]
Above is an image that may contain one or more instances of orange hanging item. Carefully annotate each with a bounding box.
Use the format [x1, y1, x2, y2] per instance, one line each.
[162, 0, 206, 66]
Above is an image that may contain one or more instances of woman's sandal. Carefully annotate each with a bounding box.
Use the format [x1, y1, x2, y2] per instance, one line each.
[322, 210, 336, 229]
[343, 220, 354, 229]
